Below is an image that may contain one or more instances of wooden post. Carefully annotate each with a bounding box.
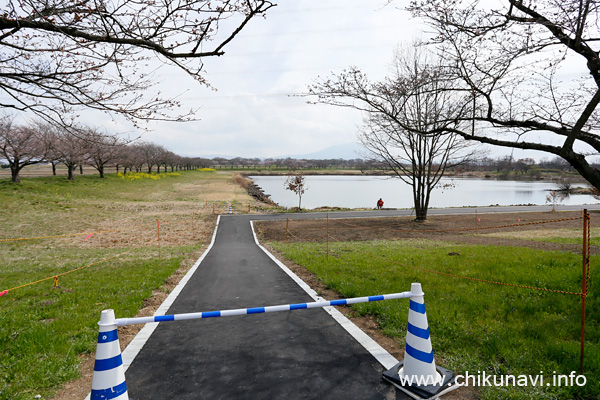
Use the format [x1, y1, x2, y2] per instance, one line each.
[157, 219, 161, 260]
[285, 217, 289, 243]
[580, 209, 590, 373]
[326, 213, 329, 260]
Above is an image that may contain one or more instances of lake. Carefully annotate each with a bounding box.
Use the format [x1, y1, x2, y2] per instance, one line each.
[250, 175, 600, 209]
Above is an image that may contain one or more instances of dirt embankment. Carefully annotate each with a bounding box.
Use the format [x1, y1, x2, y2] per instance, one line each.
[233, 173, 279, 206]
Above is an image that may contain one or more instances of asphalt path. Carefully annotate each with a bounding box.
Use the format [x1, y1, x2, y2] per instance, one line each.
[124, 213, 404, 399]
[122, 204, 600, 399]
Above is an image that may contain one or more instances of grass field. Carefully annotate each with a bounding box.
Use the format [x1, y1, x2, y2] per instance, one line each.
[267, 239, 599, 400]
[0, 170, 263, 399]
[480, 228, 600, 246]
[2, 168, 599, 399]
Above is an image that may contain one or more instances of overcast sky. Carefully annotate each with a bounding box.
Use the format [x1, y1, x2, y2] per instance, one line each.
[93, 1, 431, 159]
[12, 1, 585, 161]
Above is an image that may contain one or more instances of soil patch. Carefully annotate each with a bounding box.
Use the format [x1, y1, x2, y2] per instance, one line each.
[255, 210, 597, 254]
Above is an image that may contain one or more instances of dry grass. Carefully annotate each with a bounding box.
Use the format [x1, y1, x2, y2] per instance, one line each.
[232, 172, 253, 189]
[0, 169, 269, 399]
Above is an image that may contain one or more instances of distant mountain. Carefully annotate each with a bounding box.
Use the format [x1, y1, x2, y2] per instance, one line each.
[189, 142, 368, 160]
[278, 142, 366, 160]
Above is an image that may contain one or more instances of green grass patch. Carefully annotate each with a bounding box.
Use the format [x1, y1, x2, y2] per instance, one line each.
[269, 239, 599, 400]
[0, 170, 245, 399]
[0, 247, 185, 399]
[479, 228, 600, 246]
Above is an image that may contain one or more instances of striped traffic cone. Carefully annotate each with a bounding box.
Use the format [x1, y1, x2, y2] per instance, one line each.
[228, 203, 233, 214]
[90, 309, 129, 400]
[383, 283, 457, 399]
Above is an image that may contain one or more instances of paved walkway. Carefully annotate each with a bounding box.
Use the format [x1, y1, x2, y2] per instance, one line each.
[122, 205, 600, 398]
[124, 214, 406, 399]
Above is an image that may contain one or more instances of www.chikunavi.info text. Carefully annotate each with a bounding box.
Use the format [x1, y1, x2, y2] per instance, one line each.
[398, 371, 588, 388]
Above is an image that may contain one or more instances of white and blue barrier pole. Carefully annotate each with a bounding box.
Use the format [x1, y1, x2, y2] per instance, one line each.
[90, 284, 456, 398]
[113, 292, 413, 326]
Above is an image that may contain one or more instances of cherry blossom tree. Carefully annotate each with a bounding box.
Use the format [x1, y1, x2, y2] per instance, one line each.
[310, 47, 476, 220]
[82, 128, 124, 178]
[0, 0, 275, 125]
[51, 126, 88, 180]
[0, 117, 48, 183]
[407, 0, 600, 189]
[284, 173, 307, 209]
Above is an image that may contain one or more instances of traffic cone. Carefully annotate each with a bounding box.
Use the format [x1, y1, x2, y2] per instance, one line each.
[228, 203, 233, 214]
[90, 309, 129, 400]
[383, 283, 457, 399]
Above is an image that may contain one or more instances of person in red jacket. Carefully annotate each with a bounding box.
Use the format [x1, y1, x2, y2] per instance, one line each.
[377, 198, 384, 210]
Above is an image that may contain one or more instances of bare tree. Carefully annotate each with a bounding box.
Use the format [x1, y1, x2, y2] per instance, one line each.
[117, 144, 141, 174]
[284, 173, 307, 209]
[134, 141, 167, 173]
[310, 47, 476, 220]
[37, 121, 61, 176]
[82, 128, 124, 178]
[546, 190, 566, 211]
[52, 127, 88, 180]
[156, 149, 177, 173]
[407, 0, 600, 190]
[0, 117, 48, 183]
[0, 1, 275, 125]
[165, 152, 183, 172]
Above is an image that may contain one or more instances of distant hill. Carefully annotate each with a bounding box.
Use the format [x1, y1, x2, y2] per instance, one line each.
[192, 142, 368, 160]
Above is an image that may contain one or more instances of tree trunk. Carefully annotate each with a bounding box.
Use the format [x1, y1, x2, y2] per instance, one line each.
[562, 150, 600, 192]
[79, 165, 83, 174]
[415, 205, 428, 221]
[67, 166, 75, 180]
[413, 180, 425, 221]
[413, 178, 431, 222]
[10, 164, 21, 184]
[52, 161, 57, 176]
[99, 166, 105, 179]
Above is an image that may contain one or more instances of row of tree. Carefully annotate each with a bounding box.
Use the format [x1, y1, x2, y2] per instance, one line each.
[0, 115, 583, 185]
[209, 155, 579, 174]
[0, 118, 214, 183]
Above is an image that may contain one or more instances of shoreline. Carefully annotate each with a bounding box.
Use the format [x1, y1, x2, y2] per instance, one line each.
[241, 174, 598, 210]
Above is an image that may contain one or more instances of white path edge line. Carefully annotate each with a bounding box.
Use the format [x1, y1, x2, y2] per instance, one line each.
[250, 220, 399, 371]
[84, 216, 222, 400]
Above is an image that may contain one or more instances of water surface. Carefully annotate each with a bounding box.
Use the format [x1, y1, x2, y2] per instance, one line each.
[250, 175, 598, 209]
